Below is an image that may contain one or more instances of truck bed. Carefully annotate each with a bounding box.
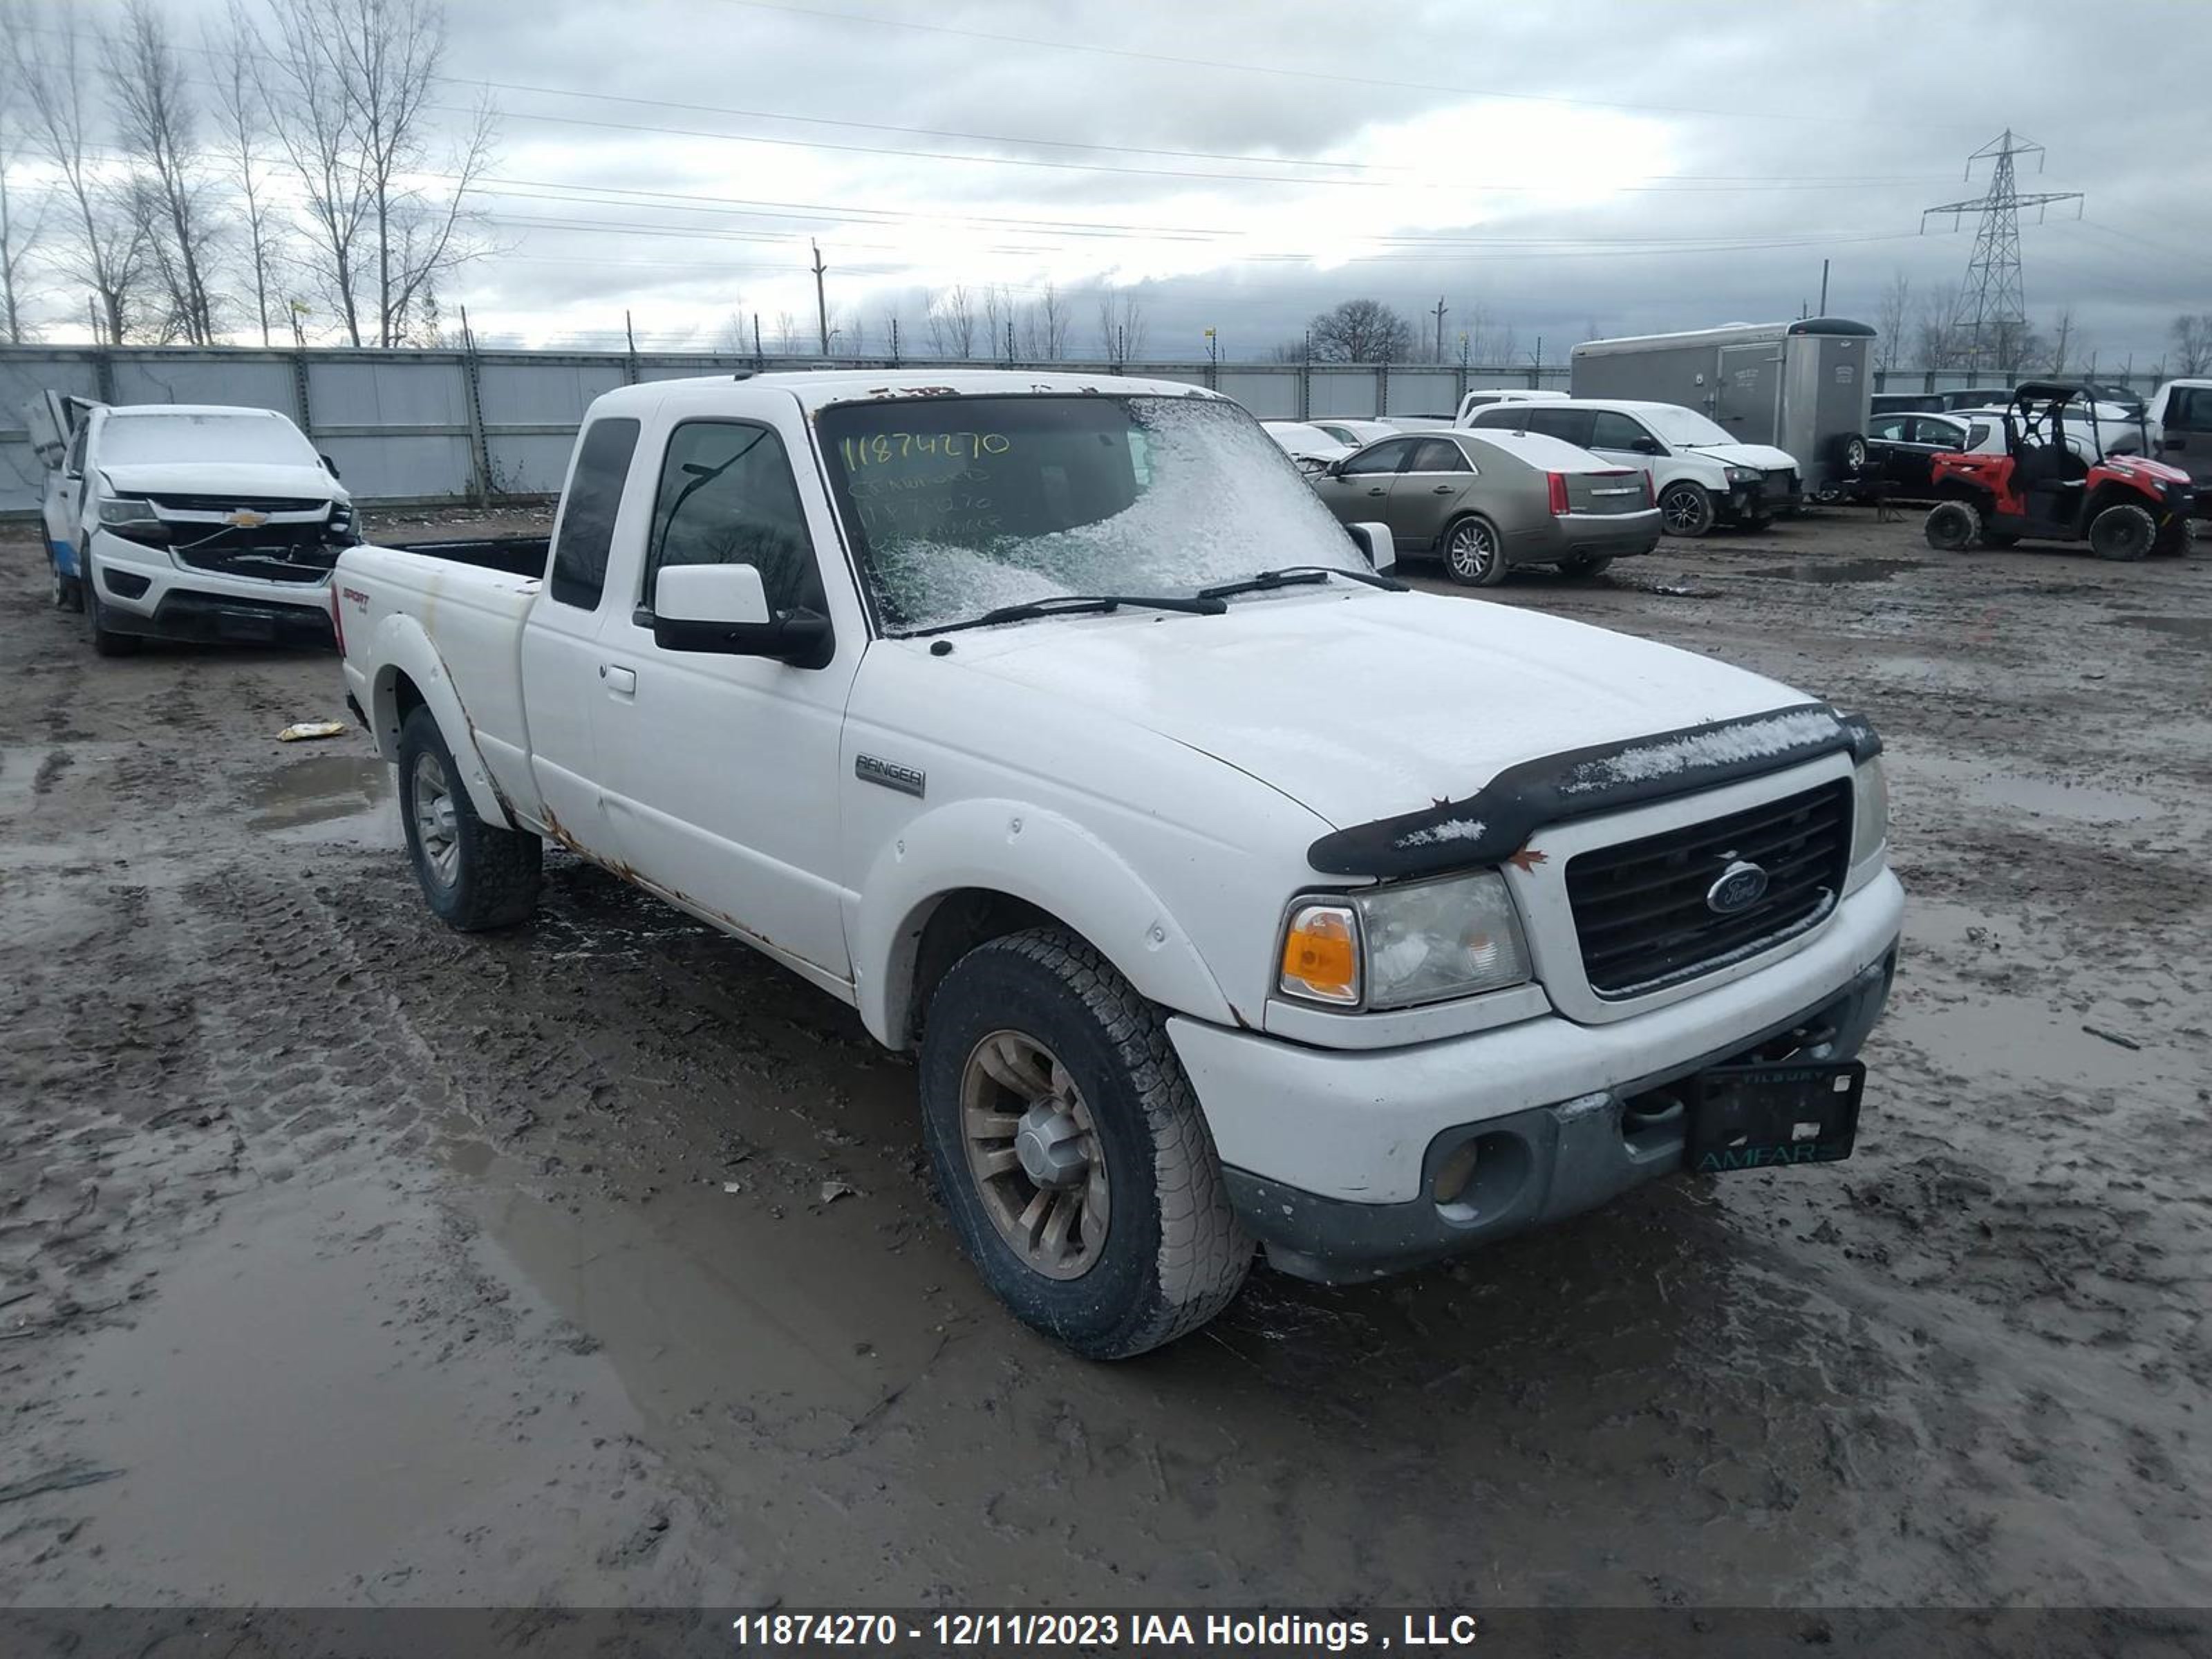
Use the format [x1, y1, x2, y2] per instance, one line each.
[381, 535, 550, 580]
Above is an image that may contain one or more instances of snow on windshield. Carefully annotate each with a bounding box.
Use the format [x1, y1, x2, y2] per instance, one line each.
[817, 393, 1367, 634]
[99, 411, 319, 467]
[1640, 406, 1736, 447]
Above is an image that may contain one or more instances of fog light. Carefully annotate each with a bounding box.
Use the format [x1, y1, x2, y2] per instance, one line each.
[1431, 1140, 1481, 1207]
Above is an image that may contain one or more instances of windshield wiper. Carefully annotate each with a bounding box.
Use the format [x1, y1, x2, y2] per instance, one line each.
[1197, 564, 1407, 601]
[908, 592, 1228, 638]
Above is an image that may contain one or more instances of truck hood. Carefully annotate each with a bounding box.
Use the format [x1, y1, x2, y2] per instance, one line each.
[943, 589, 1811, 829]
[97, 461, 346, 504]
[1680, 441, 1799, 472]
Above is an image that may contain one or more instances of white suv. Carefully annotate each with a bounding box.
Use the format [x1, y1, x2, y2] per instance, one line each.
[1465, 399, 1801, 535]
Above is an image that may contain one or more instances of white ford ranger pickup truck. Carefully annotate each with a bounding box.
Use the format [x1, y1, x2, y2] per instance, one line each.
[332, 370, 1903, 1358]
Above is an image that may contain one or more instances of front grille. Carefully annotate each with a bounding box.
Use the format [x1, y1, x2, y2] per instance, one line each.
[149, 494, 327, 515]
[174, 532, 340, 582]
[1763, 468, 1799, 496]
[1565, 780, 1850, 997]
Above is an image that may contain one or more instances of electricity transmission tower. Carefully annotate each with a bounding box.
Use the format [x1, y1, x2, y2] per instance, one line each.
[1921, 130, 2082, 372]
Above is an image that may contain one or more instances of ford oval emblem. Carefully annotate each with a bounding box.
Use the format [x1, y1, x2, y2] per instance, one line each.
[1706, 859, 1769, 916]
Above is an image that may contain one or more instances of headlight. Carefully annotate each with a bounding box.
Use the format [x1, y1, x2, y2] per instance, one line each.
[1280, 870, 1532, 1011]
[96, 495, 161, 527]
[1725, 465, 1759, 485]
[1848, 758, 1888, 880]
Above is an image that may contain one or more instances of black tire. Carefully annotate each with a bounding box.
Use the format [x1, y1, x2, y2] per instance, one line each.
[1556, 552, 1613, 579]
[50, 555, 82, 614]
[918, 928, 1252, 1359]
[2152, 517, 2193, 559]
[1923, 499, 1982, 552]
[81, 555, 141, 656]
[1439, 514, 1508, 586]
[2088, 503, 2155, 563]
[1658, 482, 1715, 537]
[396, 705, 542, 930]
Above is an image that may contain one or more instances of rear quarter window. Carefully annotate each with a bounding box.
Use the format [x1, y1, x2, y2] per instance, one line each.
[550, 417, 641, 610]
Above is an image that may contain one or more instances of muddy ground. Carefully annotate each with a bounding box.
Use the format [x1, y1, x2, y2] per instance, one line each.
[1, 504, 2206, 1618]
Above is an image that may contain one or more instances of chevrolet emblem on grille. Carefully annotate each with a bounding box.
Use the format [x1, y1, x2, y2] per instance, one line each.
[1706, 858, 1770, 915]
[225, 509, 270, 528]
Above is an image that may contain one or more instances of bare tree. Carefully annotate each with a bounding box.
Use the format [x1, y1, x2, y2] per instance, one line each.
[982, 283, 1011, 362]
[263, 0, 496, 348]
[2170, 314, 2212, 377]
[1094, 288, 1146, 362]
[1308, 297, 1414, 364]
[1911, 280, 1963, 371]
[2044, 307, 2078, 375]
[1014, 281, 1067, 360]
[1871, 272, 1911, 374]
[926, 285, 976, 358]
[105, 0, 219, 342]
[0, 35, 48, 344]
[774, 310, 802, 355]
[4, 5, 149, 343]
[208, 1, 281, 345]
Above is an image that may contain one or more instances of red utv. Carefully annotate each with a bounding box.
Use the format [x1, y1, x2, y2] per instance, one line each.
[1922, 381, 2195, 561]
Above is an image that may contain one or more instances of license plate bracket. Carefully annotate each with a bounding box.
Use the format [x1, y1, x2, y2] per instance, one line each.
[1685, 1060, 1864, 1174]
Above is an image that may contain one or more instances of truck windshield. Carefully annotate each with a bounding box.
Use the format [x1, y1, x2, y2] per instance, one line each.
[1640, 406, 1737, 448]
[99, 412, 319, 467]
[815, 393, 1367, 635]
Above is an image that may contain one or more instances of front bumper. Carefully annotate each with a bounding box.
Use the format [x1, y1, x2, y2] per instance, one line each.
[1168, 868, 1903, 1279]
[88, 528, 335, 647]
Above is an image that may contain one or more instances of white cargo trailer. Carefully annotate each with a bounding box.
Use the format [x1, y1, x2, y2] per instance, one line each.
[1571, 319, 1875, 499]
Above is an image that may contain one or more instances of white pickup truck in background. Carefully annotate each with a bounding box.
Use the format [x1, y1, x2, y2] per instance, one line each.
[26, 393, 355, 654]
[333, 369, 1902, 1358]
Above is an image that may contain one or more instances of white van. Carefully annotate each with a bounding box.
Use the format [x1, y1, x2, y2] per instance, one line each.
[26, 395, 354, 655]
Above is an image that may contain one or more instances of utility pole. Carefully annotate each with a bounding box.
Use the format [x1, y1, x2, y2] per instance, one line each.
[1818, 259, 1829, 315]
[1922, 129, 2083, 372]
[1432, 297, 1447, 364]
[890, 317, 901, 366]
[753, 312, 763, 367]
[811, 240, 829, 355]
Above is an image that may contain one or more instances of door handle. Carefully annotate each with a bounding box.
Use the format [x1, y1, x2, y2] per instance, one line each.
[1431, 484, 1454, 494]
[599, 663, 637, 696]
[1366, 486, 1387, 496]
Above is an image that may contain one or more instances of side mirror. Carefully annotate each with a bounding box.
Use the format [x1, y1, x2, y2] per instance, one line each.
[1349, 521, 1396, 572]
[320, 453, 341, 480]
[1631, 437, 1664, 456]
[651, 563, 834, 668]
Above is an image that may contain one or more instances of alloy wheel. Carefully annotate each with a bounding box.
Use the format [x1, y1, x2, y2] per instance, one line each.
[958, 1029, 1109, 1280]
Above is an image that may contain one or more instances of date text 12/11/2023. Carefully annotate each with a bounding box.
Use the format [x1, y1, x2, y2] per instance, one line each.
[729, 1612, 1486, 1649]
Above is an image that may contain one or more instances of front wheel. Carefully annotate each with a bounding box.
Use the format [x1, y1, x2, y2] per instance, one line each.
[50, 554, 82, 614]
[1923, 499, 1982, 552]
[1556, 552, 1613, 579]
[81, 556, 140, 656]
[1658, 482, 1715, 536]
[2152, 517, 2194, 559]
[1440, 516, 1508, 586]
[1835, 433, 1870, 476]
[397, 706, 543, 930]
[2088, 503, 2155, 562]
[919, 929, 1251, 1359]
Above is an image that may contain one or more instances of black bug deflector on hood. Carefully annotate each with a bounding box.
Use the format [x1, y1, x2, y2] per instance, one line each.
[1306, 703, 1882, 879]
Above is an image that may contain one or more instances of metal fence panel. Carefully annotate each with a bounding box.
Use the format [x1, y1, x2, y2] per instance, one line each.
[8, 342, 2157, 521]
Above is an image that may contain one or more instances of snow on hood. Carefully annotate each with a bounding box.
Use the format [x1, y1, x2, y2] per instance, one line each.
[96, 461, 347, 503]
[1680, 441, 1799, 471]
[937, 587, 1812, 829]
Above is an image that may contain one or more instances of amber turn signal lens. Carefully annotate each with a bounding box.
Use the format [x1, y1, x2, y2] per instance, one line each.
[1280, 903, 1360, 1005]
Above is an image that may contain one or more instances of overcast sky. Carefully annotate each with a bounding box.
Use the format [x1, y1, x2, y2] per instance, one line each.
[39, 0, 2212, 365]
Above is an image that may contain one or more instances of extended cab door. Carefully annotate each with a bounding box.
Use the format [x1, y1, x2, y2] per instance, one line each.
[586, 405, 861, 984]
[44, 411, 99, 574]
[518, 413, 646, 861]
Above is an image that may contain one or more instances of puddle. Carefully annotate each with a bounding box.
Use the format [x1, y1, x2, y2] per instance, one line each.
[247, 753, 391, 832]
[1890, 754, 2167, 826]
[2107, 615, 2212, 646]
[1741, 558, 1925, 585]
